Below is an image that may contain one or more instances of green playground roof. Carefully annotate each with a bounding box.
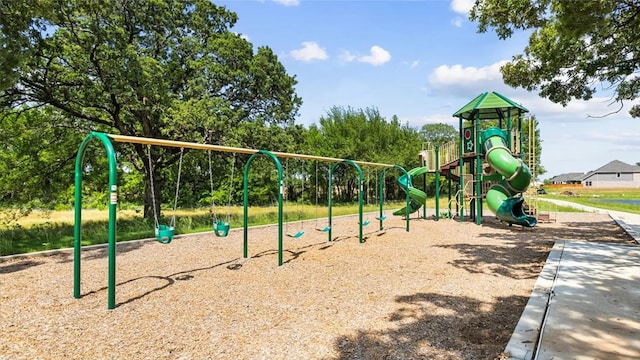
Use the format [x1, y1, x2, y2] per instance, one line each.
[452, 91, 529, 120]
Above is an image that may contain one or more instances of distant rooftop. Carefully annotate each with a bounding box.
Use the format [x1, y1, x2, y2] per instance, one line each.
[548, 160, 640, 182]
[590, 160, 640, 173]
[549, 173, 585, 183]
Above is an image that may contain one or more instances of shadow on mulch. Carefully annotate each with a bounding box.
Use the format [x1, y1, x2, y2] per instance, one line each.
[333, 292, 528, 360]
[480, 217, 634, 244]
[0, 241, 151, 275]
[436, 237, 552, 280]
[0, 259, 46, 274]
[81, 257, 241, 308]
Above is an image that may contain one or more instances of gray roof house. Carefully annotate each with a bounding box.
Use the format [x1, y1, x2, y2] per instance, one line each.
[549, 160, 640, 188]
[549, 172, 585, 184]
[580, 160, 640, 188]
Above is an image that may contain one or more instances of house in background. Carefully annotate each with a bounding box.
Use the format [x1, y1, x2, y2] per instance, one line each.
[548, 172, 584, 185]
[581, 160, 640, 188]
[549, 160, 640, 188]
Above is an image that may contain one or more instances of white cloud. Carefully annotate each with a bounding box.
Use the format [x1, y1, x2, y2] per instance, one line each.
[273, 0, 300, 6]
[339, 50, 356, 63]
[357, 45, 391, 66]
[450, 0, 475, 14]
[426, 60, 640, 125]
[290, 41, 328, 62]
[429, 61, 507, 87]
[402, 60, 420, 69]
[585, 131, 640, 148]
[451, 17, 463, 28]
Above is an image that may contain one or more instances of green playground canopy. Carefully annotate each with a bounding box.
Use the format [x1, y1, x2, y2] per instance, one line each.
[452, 91, 529, 120]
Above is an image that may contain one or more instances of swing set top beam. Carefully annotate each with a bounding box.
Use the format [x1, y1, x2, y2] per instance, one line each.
[107, 133, 395, 168]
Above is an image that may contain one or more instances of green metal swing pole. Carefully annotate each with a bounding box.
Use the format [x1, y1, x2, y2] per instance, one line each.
[74, 132, 118, 310]
[328, 160, 364, 243]
[435, 145, 440, 221]
[475, 116, 482, 225]
[377, 165, 410, 232]
[421, 150, 427, 220]
[378, 170, 385, 231]
[243, 150, 284, 265]
[458, 116, 464, 221]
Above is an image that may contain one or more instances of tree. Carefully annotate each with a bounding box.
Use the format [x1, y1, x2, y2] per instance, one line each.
[0, 0, 301, 216]
[0, 108, 84, 207]
[307, 106, 422, 202]
[470, 0, 640, 116]
[420, 123, 457, 146]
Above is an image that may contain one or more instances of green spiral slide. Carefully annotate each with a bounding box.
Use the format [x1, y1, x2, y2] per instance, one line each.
[393, 166, 427, 216]
[482, 127, 537, 227]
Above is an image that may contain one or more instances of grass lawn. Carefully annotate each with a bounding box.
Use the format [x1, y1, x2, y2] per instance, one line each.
[0, 201, 413, 256]
[2, 189, 636, 257]
[541, 187, 640, 214]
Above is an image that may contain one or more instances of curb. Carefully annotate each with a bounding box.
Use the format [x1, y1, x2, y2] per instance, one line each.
[611, 217, 640, 244]
[504, 240, 565, 360]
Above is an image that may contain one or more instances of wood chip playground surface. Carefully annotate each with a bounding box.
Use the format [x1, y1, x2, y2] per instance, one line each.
[0, 213, 634, 360]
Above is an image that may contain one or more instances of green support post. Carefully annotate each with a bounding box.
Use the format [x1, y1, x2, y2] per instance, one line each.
[475, 118, 482, 225]
[243, 150, 283, 265]
[421, 151, 427, 220]
[74, 132, 118, 310]
[328, 160, 364, 243]
[435, 145, 440, 221]
[458, 116, 464, 221]
[507, 108, 512, 150]
[518, 111, 524, 159]
[378, 170, 385, 231]
[447, 178, 452, 218]
[377, 165, 410, 232]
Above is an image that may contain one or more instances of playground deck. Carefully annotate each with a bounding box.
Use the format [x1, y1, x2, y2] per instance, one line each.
[0, 213, 635, 359]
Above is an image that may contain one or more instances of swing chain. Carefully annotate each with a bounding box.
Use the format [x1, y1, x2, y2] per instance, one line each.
[208, 150, 218, 223]
[170, 148, 184, 228]
[226, 153, 236, 223]
[147, 145, 160, 229]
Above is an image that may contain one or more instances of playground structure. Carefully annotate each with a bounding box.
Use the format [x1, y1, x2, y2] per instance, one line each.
[423, 91, 537, 227]
[73, 132, 414, 309]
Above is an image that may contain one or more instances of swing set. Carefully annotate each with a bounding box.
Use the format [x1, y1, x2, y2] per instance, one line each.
[145, 147, 236, 243]
[73, 132, 412, 309]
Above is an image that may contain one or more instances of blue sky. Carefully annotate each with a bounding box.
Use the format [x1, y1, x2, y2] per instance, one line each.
[218, 0, 640, 180]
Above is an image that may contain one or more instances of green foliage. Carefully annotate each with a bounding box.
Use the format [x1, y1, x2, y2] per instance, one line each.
[421, 123, 457, 145]
[0, 108, 85, 207]
[470, 0, 640, 116]
[306, 106, 423, 203]
[0, 0, 301, 216]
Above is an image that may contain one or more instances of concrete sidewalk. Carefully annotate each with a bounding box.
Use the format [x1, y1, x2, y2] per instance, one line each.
[505, 202, 640, 359]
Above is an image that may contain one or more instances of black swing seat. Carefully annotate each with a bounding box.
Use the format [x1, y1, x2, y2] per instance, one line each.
[155, 225, 175, 244]
[214, 221, 230, 237]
